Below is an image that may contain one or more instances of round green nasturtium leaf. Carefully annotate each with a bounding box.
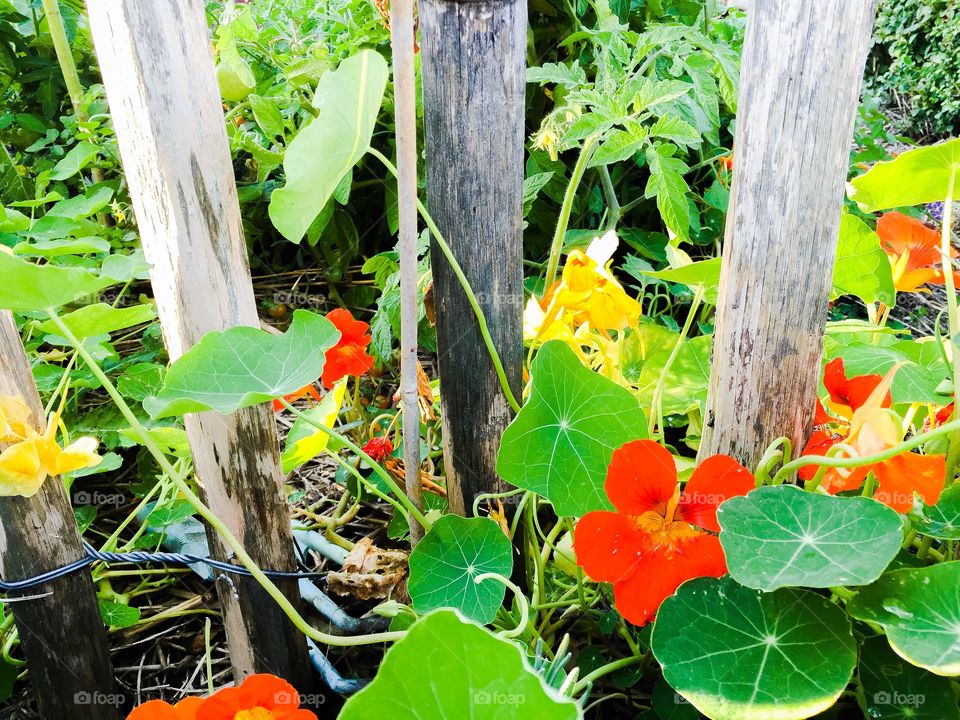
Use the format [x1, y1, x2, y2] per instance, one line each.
[99, 600, 141, 629]
[858, 635, 959, 720]
[718, 485, 903, 591]
[408, 515, 513, 624]
[0, 251, 111, 311]
[652, 576, 857, 720]
[848, 137, 960, 212]
[339, 610, 581, 720]
[913, 484, 960, 539]
[144, 309, 339, 418]
[496, 340, 648, 516]
[848, 562, 960, 676]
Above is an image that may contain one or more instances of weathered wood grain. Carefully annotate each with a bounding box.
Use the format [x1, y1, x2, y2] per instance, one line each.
[0, 311, 118, 719]
[419, 0, 526, 515]
[86, 0, 310, 685]
[700, 0, 879, 468]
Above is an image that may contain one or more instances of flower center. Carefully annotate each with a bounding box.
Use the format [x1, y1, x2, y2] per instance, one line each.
[632, 486, 699, 549]
[235, 708, 276, 720]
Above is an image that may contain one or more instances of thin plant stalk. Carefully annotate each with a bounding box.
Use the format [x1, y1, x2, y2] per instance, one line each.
[40, 0, 84, 117]
[543, 136, 597, 289]
[390, 0, 424, 545]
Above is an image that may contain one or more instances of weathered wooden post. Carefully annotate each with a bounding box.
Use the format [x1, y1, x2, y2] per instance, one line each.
[419, 0, 526, 515]
[87, 1, 311, 686]
[700, 0, 879, 467]
[0, 312, 119, 719]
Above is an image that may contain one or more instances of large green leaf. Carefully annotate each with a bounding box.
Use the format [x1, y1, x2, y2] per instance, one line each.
[849, 138, 960, 212]
[496, 340, 648, 516]
[269, 50, 388, 243]
[622, 322, 710, 416]
[339, 610, 581, 720]
[145, 309, 339, 417]
[832, 342, 948, 405]
[913, 484, 960, 539]
[0, 252, 111, 311]
[832, 214, 895, 306]
[280, 379, 346, 473]
[408, 515, 513, 624]
[718, 486, 903, 591]
[38, 302, 156, 340]
[858, 635, 959, 720]
[848, 562, 960, 676]
[641, 257, 721, 304]
[654, 576, 856, 720]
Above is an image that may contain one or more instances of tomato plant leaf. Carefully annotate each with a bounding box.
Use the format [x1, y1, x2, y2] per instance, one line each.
[145, 309, 339, 417]
[718, 486, 903, 591]
[848, 562, 960, 676]
[849, 137, 960, 211]
[645, 143, 690, 241]
[269, 49, 388, 243]
[0, 252, 111, 311]
[497, 340, 648, 516]
[653, 576, 857, 720]
[408, 516, 513, 624]
[339, 610, 581, 720]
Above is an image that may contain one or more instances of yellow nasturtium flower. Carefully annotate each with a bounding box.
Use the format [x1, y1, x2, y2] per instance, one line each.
[526, 231, 642, 346]
[0, 395, 101, 498]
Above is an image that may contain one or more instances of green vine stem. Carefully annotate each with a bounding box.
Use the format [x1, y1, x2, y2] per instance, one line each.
[771, 417, 960, 485]
[544, 135, 598, 289]
[49, 309, 407, 647]
[40, 0, 84, 118]
[278, 398, 430, 530]
[475, 573, 529, 639]
[753, 436, 792, 485]
[650, 285, 703, 440]
[368, 147, 522, 414]
[939, 176, 960, 481]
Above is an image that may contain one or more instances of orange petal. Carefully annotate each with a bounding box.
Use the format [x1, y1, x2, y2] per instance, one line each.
[612, 534, 726, 626]
[872, 452, 945, 512]
[604, 440, 677, 516]
[129, 699, 200, 720]
[798, 430, 844, 482]
[823, 357, 888, 413]
[197, 674, 312, 720]
[877, 212, 941, 270]
[677, 454, 754, 532]
[573, 511, 649, 583]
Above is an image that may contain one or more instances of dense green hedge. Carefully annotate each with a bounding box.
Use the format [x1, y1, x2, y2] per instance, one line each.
[867, 0, 960, 137]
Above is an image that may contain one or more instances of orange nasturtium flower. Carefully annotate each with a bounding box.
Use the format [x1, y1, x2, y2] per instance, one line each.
[573, 439, 754, 626]
[321, 308, 375, 389]
[0, 395, 101, 498]
[877, 212, 960, 293]
[128, 674, 316, 720]
[800, 363, 945, 512]
[525, 231, 642, 346]
[271, 384, 322, 412]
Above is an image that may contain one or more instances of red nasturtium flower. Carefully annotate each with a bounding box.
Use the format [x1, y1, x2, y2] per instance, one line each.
[321, 309, 375, 389]
[573, 439, 754, 626]
[801, 361, 945, 512]
[128, 674, 316, 720]
[877, 212, 960, 293]
[362, 435, 393, 462]
[271, 384, 322, 412]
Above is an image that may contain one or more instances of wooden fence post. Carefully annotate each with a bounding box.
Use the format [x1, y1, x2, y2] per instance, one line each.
[86, 1, 311, 687]
[700, 0, 879, 468]
[419, 0, 526, 515]
[0, 311, 119, 719]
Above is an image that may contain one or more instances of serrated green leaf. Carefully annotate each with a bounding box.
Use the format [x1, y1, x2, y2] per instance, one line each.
[589, 125, 648, 167]
[849, 138, 960, 212]
[269, 50, 388, 243]
[645, 144, 690, 241]
[339, 610, 581, 720]
[145, 309, 339, 417]
[526, 61, 587, 87]
[408, 516, 513, 624]
[496, 340, 648, 516]
[0, 252, 111, 311]
[718, 486, 903, 591]
[848, 562, 960, 675]
[653, 576, 857, 720]
[649, 115, 701, 148]
[832, 214, 896, 305]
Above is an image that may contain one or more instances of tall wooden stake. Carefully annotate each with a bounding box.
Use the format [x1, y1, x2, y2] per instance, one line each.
[419, 0, 526, 515]
[700, 0, 879, 467]
[87, 0, 311, 686]
[390, 0, 424, 544]
[0, 312, 118, 719]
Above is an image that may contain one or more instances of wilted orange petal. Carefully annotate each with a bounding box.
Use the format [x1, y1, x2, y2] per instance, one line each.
[677, 454, 754, 532]
[604, 440, 677, 516]
[573, 511, 648, 583]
